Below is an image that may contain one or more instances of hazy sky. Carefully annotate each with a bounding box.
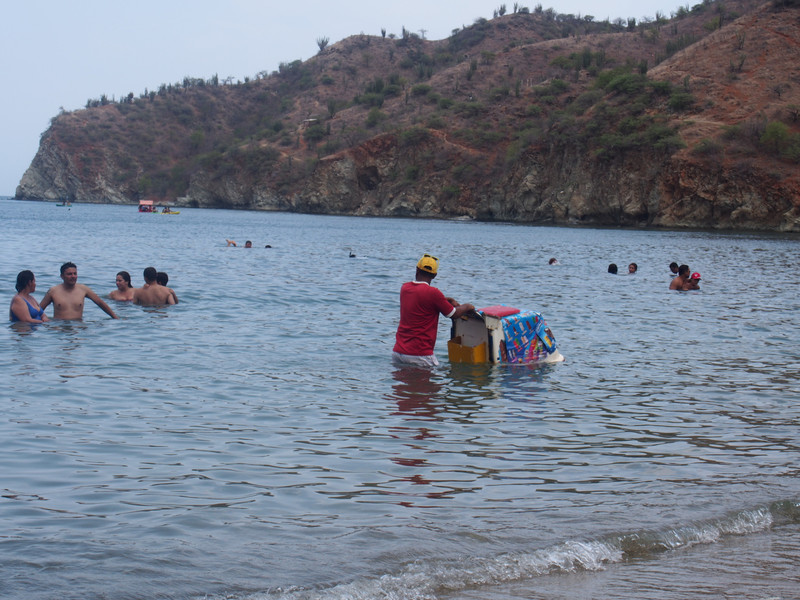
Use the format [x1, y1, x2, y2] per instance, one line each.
[1, 0, 683, 195]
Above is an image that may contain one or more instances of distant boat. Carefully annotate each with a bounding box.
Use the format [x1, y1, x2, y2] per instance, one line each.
[138, 199, 179, 214]
[138, 199, 156, 213]
[55, 199, 72, 207]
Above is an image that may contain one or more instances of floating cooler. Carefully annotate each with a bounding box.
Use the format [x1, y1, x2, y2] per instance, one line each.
[448, 305, 565, 365]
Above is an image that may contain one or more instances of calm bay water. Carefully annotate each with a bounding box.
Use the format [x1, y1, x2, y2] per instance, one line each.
[1, 199, 799, 600]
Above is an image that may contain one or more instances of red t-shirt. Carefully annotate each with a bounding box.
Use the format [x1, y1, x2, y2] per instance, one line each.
[393, 281, 456, 356]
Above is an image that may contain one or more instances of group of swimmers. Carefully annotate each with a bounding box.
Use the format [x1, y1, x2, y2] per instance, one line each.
[607, 263, 638, 275]
[109, 268, 178, 304]
[226, 239, 272, 248]
[604, 260, 701, 290]
[9, 262, 178, 324]
[603, 260, 703, 289]
[668, 262, 701, 290]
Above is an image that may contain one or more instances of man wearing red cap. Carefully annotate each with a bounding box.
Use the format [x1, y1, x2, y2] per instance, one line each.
[392, 254, 474, 367]
[686, 272, 701, 290]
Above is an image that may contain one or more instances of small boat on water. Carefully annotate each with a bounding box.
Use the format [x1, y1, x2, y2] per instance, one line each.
[138, 199, 179, 214]
[55, 199, 72, 207]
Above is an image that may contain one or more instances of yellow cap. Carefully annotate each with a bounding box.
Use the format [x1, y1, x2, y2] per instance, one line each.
[417, 253, 438, 274]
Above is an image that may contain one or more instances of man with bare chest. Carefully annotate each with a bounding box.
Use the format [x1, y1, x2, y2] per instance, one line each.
[40, 262, 118, 320]
[132, 266, 176, 306]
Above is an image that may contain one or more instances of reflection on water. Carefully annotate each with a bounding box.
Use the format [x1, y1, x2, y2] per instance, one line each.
[1, 200, 799, 600]
[389, 367, 445, 421]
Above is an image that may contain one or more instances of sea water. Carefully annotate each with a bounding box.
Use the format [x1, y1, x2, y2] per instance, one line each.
[1, 199, 798, 600]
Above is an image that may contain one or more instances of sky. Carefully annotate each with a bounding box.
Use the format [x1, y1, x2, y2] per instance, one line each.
[1, 0, 684, 196]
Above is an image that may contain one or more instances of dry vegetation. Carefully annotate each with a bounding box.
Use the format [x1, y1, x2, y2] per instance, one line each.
[34, 0, 800, 217]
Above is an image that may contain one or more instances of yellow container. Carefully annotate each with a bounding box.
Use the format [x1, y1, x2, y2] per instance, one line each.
[448, 336, 488, 364]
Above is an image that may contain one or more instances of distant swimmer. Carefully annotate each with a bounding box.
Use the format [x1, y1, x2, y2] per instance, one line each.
[245, 241, 252, 248]
[349, 251, 356, 258]
[549, 257, 558, 265]
[687, 272, 701, 290]
[608, 263, 618, 274]
[669, 262, 679, 276]
[628, 262, 638, 274]
[40, 262, 118, 320]
[226, 239, 237, 247]
[133, 267, 176, 306]
[9, 270, 49, 323]
[109, 271, 135, 301]
[156, 271, 179, 304]
[669, 265, 691, 290]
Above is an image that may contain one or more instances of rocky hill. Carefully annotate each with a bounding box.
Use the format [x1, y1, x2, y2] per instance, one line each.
[15, 0, 800, 231]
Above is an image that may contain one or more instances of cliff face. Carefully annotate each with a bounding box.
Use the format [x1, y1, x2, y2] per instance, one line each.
[16, 115, 135, 204]
[294, 135, 800, 230]
[15, 0, 800, 231]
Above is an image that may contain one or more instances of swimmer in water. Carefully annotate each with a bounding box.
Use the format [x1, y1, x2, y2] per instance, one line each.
[133, 267, 176, 306]
[109, 271, 135, 301]
[9, 270, 49, 323]
[670, 265, 691, 290]
[156, 271, 180, 304]
[40, 262, 118, 319]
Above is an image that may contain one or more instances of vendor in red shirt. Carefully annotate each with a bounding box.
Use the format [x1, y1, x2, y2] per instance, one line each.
[392, 254, 475, 368]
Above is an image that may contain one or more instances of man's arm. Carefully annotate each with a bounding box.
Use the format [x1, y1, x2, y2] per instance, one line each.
[451, 303, 475, 319]
[39, 289, 53, 312]
[445, 296, 475, 320]
[85, 287, 118, 319]
[168, 288, 178, 304]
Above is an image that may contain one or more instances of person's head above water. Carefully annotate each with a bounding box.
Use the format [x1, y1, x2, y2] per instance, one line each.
[416, 253, 438, 280]
[116, 271, 132, 289]
[16, 270, 35, 292]
[143, 266, 158, 283]
[244, 241, 252, 248]
[60, 261, 77, 276]
[60, 262, 78, 285]
[678, 264, 690, 277]
[608, 263, 618, 274]
[157, 271, 169, 286]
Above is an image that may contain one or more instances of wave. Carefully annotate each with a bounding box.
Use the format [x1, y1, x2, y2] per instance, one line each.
[230, 499, 800, 600]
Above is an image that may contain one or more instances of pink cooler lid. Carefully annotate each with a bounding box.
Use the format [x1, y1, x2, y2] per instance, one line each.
[479, 305, 520, 318]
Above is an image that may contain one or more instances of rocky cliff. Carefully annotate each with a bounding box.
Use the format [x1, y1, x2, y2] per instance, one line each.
[15, 0, 800, 231]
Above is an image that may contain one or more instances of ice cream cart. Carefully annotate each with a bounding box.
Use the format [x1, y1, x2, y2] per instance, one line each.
[448, 305, 565, 365]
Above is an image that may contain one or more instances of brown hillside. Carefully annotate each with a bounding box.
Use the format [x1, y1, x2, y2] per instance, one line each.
[15, 0, 800, 231]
